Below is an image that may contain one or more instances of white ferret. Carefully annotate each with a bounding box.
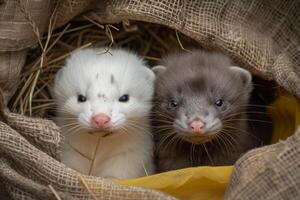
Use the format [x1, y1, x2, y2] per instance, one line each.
[53, 48, 155, 179]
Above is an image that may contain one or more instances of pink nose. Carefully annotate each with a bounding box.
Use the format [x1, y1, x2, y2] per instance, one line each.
[189, 120, 205, 133]
[91, 113, 111, 129]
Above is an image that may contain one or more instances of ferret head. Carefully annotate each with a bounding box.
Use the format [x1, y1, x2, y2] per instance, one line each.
[53, 48, 155, 136]
[153, 51, 253, 144]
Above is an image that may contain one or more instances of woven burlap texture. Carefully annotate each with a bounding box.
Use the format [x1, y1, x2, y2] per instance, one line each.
[225, 127, 300, 200]
[0, 0, 300, 199]
[0, 51, 26, 105]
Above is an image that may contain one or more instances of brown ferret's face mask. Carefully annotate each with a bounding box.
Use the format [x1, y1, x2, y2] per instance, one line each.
[153, 65, 253, 144]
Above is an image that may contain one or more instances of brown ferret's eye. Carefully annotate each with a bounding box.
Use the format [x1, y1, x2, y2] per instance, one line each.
[214, 99, 223, 107]
[78, 94, 87, 103]
[168, 99, 178, 109]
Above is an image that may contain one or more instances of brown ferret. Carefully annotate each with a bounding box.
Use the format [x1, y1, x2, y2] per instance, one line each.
[152, 50, 272, 172]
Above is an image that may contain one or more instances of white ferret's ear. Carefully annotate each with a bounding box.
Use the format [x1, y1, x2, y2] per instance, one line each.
[52, 67, 65, 97]
[152, 65, 167, 76]
[230, 66, 252, 87]
[54, 67, 65, 84]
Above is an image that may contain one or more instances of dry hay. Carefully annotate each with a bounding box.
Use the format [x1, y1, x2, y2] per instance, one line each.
[8, 13, 201, 118]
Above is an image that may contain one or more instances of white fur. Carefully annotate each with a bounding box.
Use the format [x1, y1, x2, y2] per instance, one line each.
[53, 48, 155, 179]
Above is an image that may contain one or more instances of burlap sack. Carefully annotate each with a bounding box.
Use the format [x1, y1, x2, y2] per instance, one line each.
[0, 51, 26, 105]
[225, 127, 300, 200]
[0, 0, 51, 51]
[0, 0, 300, 199]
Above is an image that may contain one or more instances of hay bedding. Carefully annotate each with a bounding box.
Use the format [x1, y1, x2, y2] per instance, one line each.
[9, 20, 200, 117]
[0, 0, 300, 199]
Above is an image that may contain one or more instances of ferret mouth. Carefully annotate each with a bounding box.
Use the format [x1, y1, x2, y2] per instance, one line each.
[183, 134, 215, 144]
[87, 128, 114, 137]
[173, 122, 221, 144]
[175, 130, 218, 144]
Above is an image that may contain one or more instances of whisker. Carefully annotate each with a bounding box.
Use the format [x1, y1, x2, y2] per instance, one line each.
[224, 119, 273, 124]
[202, 143, 213, 165]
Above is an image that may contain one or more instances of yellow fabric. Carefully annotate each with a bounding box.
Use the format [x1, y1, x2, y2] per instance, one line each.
[117, 92, 300, 200]
[268, 92, 300, 143]
[116, 166, 232, 200]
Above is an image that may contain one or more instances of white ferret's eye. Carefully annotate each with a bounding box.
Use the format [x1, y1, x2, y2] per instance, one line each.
[119, 94, 129, 102]
[78, 94, 87, 103]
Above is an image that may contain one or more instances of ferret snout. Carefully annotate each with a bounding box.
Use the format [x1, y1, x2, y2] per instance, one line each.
[91, 113, 111, 129]
[189, 120, 206, 133]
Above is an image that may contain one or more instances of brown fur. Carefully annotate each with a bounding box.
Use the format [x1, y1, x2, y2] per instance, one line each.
[152, 50, 268, 172]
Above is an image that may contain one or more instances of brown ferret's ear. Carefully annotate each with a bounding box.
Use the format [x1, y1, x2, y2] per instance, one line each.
[144, 66, 156, 82]
[229, 66, 252, 87]
[152, 65, 167, 76]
